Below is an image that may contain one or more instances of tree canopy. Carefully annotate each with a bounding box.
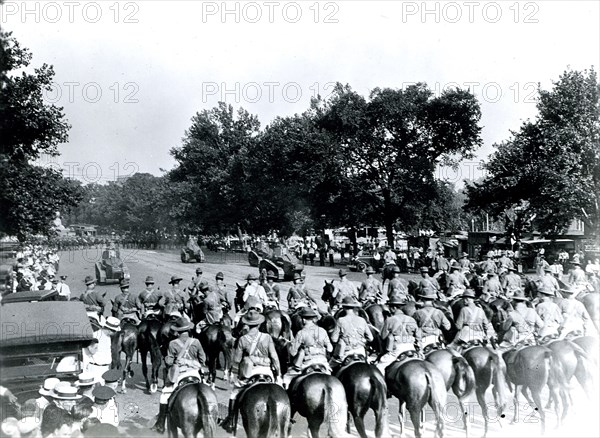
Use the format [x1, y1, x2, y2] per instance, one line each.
[466, 68, 600, 237]
[0, 31, 81, 241]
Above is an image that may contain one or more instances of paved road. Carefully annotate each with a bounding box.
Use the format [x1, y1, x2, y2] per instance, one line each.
[58, 248, 599, 438]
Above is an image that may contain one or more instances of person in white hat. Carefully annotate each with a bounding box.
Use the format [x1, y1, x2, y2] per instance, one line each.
[50, 382, 82, 412]
[88, 317, 120, 383]
[35, 377, 61, 419]
[75, 372, 99, 402]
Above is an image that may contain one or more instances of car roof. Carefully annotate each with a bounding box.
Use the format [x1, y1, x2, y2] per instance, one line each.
[0, 301, 94, 348]
[1, 290, 58, 304]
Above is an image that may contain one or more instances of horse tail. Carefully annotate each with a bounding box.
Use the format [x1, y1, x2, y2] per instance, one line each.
[425, 367, 445, 438]
[452, 355, 475, 399]
[489, 350, 509, 409]
[266, 393, 280, 437]
[197, 385, 216, 438]
[571, 342, 593, 384]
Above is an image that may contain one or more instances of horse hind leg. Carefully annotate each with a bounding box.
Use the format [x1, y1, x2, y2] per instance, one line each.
[530, 387, 546, 435]
[409, 407, 423, 438]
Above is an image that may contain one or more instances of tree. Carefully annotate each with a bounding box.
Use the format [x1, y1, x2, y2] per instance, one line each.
[169, 103, 260, 234]
[313, 83, 483, 245]
[0, 31, 81, 240]
[466, 68, 600, 237]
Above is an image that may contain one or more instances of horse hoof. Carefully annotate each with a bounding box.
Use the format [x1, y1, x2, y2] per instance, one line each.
[150, 384, 158, 393]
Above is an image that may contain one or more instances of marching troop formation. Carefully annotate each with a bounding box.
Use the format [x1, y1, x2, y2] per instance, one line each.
[1, 243, 599, 438]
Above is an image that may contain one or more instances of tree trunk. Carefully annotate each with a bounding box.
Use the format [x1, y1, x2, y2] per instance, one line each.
[383, 189, 394, 248]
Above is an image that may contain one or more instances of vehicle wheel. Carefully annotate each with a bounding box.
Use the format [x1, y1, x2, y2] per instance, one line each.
[181, 252, 189, 263]
[358, 262, 367, 272]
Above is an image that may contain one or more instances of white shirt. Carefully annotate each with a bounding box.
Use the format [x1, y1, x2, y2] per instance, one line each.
[91, 330, 113, 366]
[56, 282, 71, 299]
[243, 282, 269, 304]
[92, 398, 119, 426]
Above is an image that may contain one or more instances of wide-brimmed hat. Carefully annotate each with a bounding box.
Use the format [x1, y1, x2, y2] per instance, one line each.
[144, 276, 155, 284]
[299, 307, 319, 319]
[338, 269, 347, 277]
[293, 272, 302, 281]
[246, 273, 258, 281]
[461, 252, 469, 258]
[119, 279, 130, 289]
[74, 372, 98, 387]
[195, 267, 203, 274]
[341, 296, 361, 308]
[538, 286, 555, 295]
[84, 275, 96, 285]
[39, 377, 61, 396]
[571, 261, 581, 266]
[244, 296, 263, 311]
[92, 385, 116, 403]
[544, 266, 553, 272]
[172, 317, 194, 332]
[241, 310, 265, 326]
[418, 289, 437, 300]
[51, 382, 82, 400]
[511, 290, 529, 301]
[104, 317, 121, 332]
[560, 285, 577, 294]
[266, 270, 276, 279]
[365, 266, 375, 274]
[420, 266, 429, 273]
[392, 265, 401, 273]
[450, 262, 461, 270]
[169, 275, 183, 285]
[216, 272, 224, 280]
[387, 296, 408, 306]
[462, 289, 477, 299]
[198, 280, 210, 291]
[486, 252, 494, 258]
[508, 266, 517, 271]
[60, 275, 68, 280]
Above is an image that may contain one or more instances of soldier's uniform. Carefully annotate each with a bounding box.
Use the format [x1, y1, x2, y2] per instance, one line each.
[332, 299, 373, 360]
[538, 271, 560, 297]
[568, 264, 587, 286]
[376, 302, 419, 373]
[334, 275, 359, 306]
[243, 278, 269, 306]
[112, 289, 140, 323]
[446, 266, 469, 298]
[80, 281, 108, 317]
[536, 296, 563, 338]
[482, 274, 503, 301]
[501, 269, 522, 296]
[289, 313, 332, 370]
[136, 286, 163, 316]
[287, 282, 313, 311]
[359, 275, 382, 304]
[263, 281, 281, 305]
[452, 291, 495, 346]
[413, 296, 451, 348]
[480, 257, 498, 274]
[459, 254, 471, 270]
[501, 294, 543, 346]
[202, 287, 224, 325]
[559, 290, 592, 337]
[417, 270, 440, 299]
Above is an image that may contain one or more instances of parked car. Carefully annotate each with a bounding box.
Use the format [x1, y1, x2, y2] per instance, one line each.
[347, 249, 385, 273]
[95, 244, 130, 284]
[0, 301, 94, 406]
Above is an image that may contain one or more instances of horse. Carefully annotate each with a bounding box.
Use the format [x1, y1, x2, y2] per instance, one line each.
[234, 283, 246, 312]
[110, 318, 139, 393]
[363, 303, 386, 332]
[196, 313, 235, 388]
[138, 314, 165, 393]
[288, 372, 349, 438]
[321, 280, 336, 312]
[425, 349, 475, 437]
[335, 360, 390, 438]
[502, 345, 560, 434]
[262, 309, 293, 376]
[462, 346, 510, 437]
[167, 382, 218, 438]
[581, 292, 599, 332]
[234, 383, 291, 438]
[385, 358, 446, 438]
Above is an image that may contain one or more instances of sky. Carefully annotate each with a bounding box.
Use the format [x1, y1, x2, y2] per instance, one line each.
[2, 0, 599, 186]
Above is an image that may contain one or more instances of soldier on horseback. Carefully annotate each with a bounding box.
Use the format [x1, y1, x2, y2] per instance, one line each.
[446, 262, 470, 300]
[214, 271, 231, 309]
[262, 271, 281, 309]
[332, 269, 359, 310]
[538, 266, 560, 297]
[559, 285, 594, 338]
[568, 260, 587, 287]
[449, 289, 496, 353]
[376, 296, 419, 373]
[221, 310, 281, 433]
[80, 275, 107, 319]
[136, 276, 163, 317]
[243, 273, 269, 307]
[481, 272, 503, 302]
[359, 266, 383, 305]
[480, 252, 498, 274]
[287, 272, 316, 311]
[535, 286, 563, 339]
[413, 289, 452, 351]
[499, 290, 543, 348]
[501, 266, 522, 297]
[151, 317, 207, 434]
[459, 252, 471, 270]
[330, 297, 373, 367]
[388, 266, 410, 302]
[112, 279, 140, 324]
[417, 266, 440, 301]
[287, 307, 333, 376]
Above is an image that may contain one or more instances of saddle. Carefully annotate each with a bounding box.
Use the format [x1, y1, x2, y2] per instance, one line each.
[423, 342, 444, 355]
[394, 350, 423, 365]
[460, 339, 487, 354]
[122, 316, 138, 326]
[246, 374, 274, 385]
[340, 354, 366, 368]
[302, 363, 330, 375]
[538, 333, 559, 345]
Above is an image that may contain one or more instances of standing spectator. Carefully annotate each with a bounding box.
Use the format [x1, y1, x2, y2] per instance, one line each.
[308, 241, 316, 266]
[319, 243, 326, 266]
[399, 251, 408, 273]
[328, 245, 335, 267]
[56, 275, 71, 301]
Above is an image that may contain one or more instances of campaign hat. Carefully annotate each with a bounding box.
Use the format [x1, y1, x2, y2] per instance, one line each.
[266, 270, 276, 279]
[172, 317, 194, 332]
[298, 307, 319, 319]
[462, 289, 477, 299]
[145, 276, 155, 284]
[84, 275, 96, 286]
[216, 272, 224, 280]
[365, 266, 375, 274]
[338, 269, 347, 277]
[341, 296, 361, 308]
[241, 310, 265, 326]
[169, 275, 183, 285]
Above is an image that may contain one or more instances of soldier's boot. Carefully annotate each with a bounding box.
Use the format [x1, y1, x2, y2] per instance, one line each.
[151, 403, 168, 434]
[220, 399, 236, 433]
